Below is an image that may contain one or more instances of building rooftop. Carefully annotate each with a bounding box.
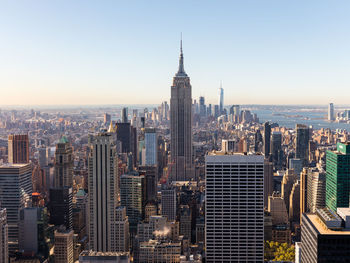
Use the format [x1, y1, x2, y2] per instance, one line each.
[307, 214, 350, 235]
[0, 163, 30, 168]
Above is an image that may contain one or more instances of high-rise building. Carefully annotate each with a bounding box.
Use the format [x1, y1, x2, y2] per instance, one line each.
[49, 187, 73, 230]
[121, 107, 128, 123]
[328, 103, 335, 121]
[54, 228, 74, 263]
[326, 142, 350, 212]
[307, 169, 326, 213]
[139, 166, 157, 203]
[54, 136, 73, 188]
[88, 133, 118, 252]
[179, 205, 191, 240]
[161, 189, 176, 221]
[120, 173, 144, 230]
[301, 209, 350, 262]
[263, 122, 271, 157]
[79, 251, 130, 262]
[289, 180, 300, 224]
[170, 40, 194, 181]
[205, 153, 264, 262]
[116, 123, 131, 153]
[144, 128, 157, 166]
[289, 158, 303, 178]
[199, 96, 206, 117]
[270, 131, 282, 169]
[264, 160, 274, 208]
[221, 139, 235, 153]
[104, 113, 111, 124]
[8, 134, 29, 164]
[295, 124, 310, 166]
[138, 240, 181, 263]
[218, 85, 224, 114]
[115, 207, 129, 253]
[0, 209, 8, 263]
[0, 163, 32, 252]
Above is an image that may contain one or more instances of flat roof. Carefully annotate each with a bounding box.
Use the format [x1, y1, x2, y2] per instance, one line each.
[308, 214, 350, 235]
[0, 163, 30, 168]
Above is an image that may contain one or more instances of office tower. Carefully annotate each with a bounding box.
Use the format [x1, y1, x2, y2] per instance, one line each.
[264, 160, 274, 208]
[328, 103, 335, 121]
[144, 128, 157, 165]
[38, 147, 47, 167]
[179, 205, 191, 240]
[74, 189, 88, 240]
[161, 189, 176, 221]
[300, 168, 308, 223]
[289, 180, 300, 224]
[289, 158, 302, 177]
[213, 105, 219, 118]
[144, 203, 157, 222]
[221, 139, 235, 153]
[254, 129, 263, 152]
[19, 207, 51, 257]
[136, 215, 169, 242]
[88, 133, 118, 252]
[115, 207, 130, 253]
[263, 122, 271, 157]
[0, 209, 8, 263]
[170, 40, 194, 181]
[301, 209, 350, 262]
[54, 228, 74, 263]
[131, 126, 137, 167]
[207, 104, 212, 116]
[8, 134, 29, 164]
[199, 96, 206, 117]
[218, 85, 224, 114]
[139, 165, 157, 203]
[295, 124, 310, 166]
[120, 173, 144, 230]
[104, 113, 111, 124]
[326, 142, 350, 212]
[0, 163, 32, 252]
[205, 153, 264, 262]
[307, 169, 326, 213]
[79, 251, 130, 262]
[54, 136, 73, 188]
[270, 131, 282, 169]
[121, 107, 128, 123]
[49, 187, 73, 230]
[116, 123, 131, 153]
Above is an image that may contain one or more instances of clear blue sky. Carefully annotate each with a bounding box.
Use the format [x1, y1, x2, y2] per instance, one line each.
[1, 0, 350, 105]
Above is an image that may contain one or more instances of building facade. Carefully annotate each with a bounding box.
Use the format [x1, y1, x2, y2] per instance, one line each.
[205, 153, 264, 262]
[8, 134, 29, 164]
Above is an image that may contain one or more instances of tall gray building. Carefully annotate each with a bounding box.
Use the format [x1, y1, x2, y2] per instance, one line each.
[88, 133, 118, 252]
[218, 85, 224, 114]
[328, 103, 335, 121]
[295, 124, 310, 166]
[170, 40, 194, 181]
[205, 153, 264, 262]
[0, 163, 32, 253]
[54, 136, 73, 188]
[161, 189, 176, 221]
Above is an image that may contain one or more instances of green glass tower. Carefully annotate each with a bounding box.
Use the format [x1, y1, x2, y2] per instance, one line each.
[326, 142, 350, 212]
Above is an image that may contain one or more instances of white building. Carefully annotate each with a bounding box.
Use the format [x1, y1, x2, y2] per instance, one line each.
[88, 133, 119, 252]
[205, 153, 264, 262]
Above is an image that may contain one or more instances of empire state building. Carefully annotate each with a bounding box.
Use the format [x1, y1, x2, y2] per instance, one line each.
[170, 41, 194, 181]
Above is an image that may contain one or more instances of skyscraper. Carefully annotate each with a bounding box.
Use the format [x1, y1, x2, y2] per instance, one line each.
[121, 107, 128, 123]
[49, 187, 73, 230]
[199, 96, 206, 117]
[326, 142, 350, 212]
[205, 153, 264, 262]
[0, 209, 8, 263]
[263, 122, 271, 157]
[120, 173, 144, 230]
[0, 163, 32, 252]
[218, 85, 224, 115]
[144, 128, 157, 166]
[54, 136, 73, 188]
[270, 131, 282, 169]
[8, 134, 29, 164]
[295, 124, 310, 166]
[161, 189, 176, 221]
[88, 133, 118, 252]
[115, 207, 130, 253]
[170, 40, 193, 181]
[54, 228, 74, 263]
[328, 103, 335, 121]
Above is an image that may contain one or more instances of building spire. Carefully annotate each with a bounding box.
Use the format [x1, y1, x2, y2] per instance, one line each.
[176, 33, 187, 77]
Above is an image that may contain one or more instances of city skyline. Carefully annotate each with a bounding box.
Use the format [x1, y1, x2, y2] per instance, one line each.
[1, 1, 350, 105]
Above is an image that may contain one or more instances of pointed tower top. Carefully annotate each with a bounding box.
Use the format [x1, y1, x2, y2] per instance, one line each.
[176, 34, 187, 77]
